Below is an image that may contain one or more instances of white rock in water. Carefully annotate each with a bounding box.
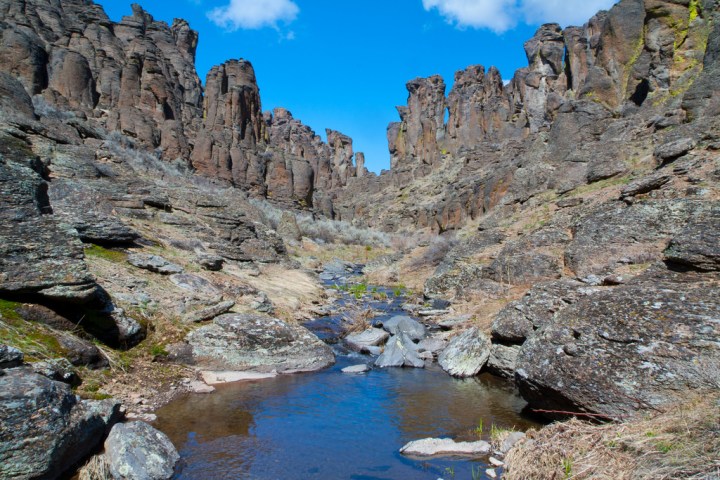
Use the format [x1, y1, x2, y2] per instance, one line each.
[341, 364, 370, 374]
[489, 456, 504, 467]
[486, 468, 497, 478]
[399, 437, 491, 457]
[201, 370, 277, 385]
[187, 380, 215, 393]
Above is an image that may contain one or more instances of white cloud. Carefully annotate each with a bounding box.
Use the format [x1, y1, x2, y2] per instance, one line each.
[422, 0, 618, 33]
[521, 0, 617, 27]
[208, 0, 299, 30]
[422, 0, 517, 33]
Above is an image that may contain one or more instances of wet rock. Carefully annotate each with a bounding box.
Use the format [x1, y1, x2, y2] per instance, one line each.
[400, 437, 491, 457]
[183, 300, 235, 323]
[186, 313, 334, 374]
[200, 370, 277, 385]
[345, 328, 390, 353]
[516, 266, 720, 419]
[492, 280, 584, 343]
[0, 368, 121, 480]
[375, 332, 425, 368]
[487, 343, 520, 378]
[438, 327, 491, 377]
[127, 254, 183, 275]
[0, 344, 23, 369]
[104, 421, 180, 480]
[187, 380, 215, 393]
[341, 364, 370, 374]
[381, 315, 426, 341]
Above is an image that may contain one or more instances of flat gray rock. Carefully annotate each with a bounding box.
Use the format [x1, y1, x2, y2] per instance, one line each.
[128, 253, 183, 275]
[341, 364, 370, 374]
[345, 328, 389, 352]
[400, 437, 491, 457]
[105, 422, 179, 480]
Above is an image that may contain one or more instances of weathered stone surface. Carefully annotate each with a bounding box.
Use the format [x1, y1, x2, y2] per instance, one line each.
[516, 266, 720, 419]
[341, 364, 370, 374]
[400, 437, 491, 457]
[67, 213, 140, 246]
[438, 327, 491, 377]
[196, 253, 224, 271]
[128, 254, 183, 275]
[653, 138, 697, 164]
[664, 206, 720, 271]
[0, 345, 23, 369]
[492, 280, 584, 343]
[186, 313, 335, 373]
[487, 343, 520, 379]
[31, 358, 77, 384]
[620, 173, 671, 198]
[345, 328, 390, 353]
[183, 300, 235, 323]
[276, 211, 302, 241]
[380, 315, 426, 341]
[104, 421, 179, 480]
[417, 337, 447, 356]
[375, 332, 425, 368]
[0, 368, 121, 480]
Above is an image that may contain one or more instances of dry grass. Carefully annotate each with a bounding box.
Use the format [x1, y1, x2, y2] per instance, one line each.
[78, 454, 111, 480]
[504, 393, 720, 480]
[342, 306, 375, 334]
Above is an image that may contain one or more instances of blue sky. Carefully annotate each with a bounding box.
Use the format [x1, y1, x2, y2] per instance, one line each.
[98, 0, 617, 173]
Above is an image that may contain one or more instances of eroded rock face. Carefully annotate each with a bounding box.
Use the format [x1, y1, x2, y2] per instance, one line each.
[515, 265, 720, 419]
[186, 313, 335, 373]
[0, 368, 121, 479]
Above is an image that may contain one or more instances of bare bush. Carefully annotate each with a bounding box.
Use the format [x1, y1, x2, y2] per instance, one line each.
[31, 95, 75, 120]
[405, 234, 458, 271]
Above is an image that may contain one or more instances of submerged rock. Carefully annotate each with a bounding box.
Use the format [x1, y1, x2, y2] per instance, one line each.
[438, 327, 491, 377]
[186, 313, 335, 373]
[0, 368, 121, 479]
[399, 437, 491, 457]
[104, 422, 179, 480]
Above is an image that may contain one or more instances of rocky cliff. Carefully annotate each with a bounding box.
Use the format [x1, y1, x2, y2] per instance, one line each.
[334, 0, 718, 231]
[0, 0, 367, 211]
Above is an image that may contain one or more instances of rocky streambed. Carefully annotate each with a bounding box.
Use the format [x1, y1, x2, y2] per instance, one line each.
[152, 261, 541, 479]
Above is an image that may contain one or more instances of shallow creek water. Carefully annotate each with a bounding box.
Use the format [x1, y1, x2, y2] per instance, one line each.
[155, 274, 541, 479]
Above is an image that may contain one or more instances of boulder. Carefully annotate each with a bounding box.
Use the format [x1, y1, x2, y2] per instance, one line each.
[653, 138, 696, 164]
[0, 345, 23, 369]
[438, 327, 491, 377]
[127, 254, 183, 275]
[104, 422, 179, 480]
[31, 358, 78, 384]
[491, 280, 584, 343]
[375, 332, 425, 368]
[399, 437, 491, 457]
[417, 337, 447, 356]
[186, 313, 335, 373]
[345, 328, 389, 353]
[664, 206, 720, 271]
[0, 368, 121, 479]
[516, 266, 720, 419]
[380, 315, 426, 341]
[487, 343, 520, 378]
[620, 173, 671, 199]
[197, 253, 224, 271]
[68, 213, 140, 246]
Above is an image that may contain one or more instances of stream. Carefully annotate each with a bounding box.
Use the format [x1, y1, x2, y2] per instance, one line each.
[155, 264, 541, 479]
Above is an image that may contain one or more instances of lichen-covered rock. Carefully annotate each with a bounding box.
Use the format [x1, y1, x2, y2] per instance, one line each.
[515, 265, 720, 419]
[491, 280, 584, 343]
[186, 313, 334, 373]
[664, 206, 720, 271]
[104, 422, 180, 480]
[487, 343, 520, 379]
[0, 368, 121, 479]
[127, 254, 183, 275]
[438, 327, 491, 377]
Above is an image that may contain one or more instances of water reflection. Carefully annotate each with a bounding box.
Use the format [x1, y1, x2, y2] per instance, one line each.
[156, 359, 540, 480]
